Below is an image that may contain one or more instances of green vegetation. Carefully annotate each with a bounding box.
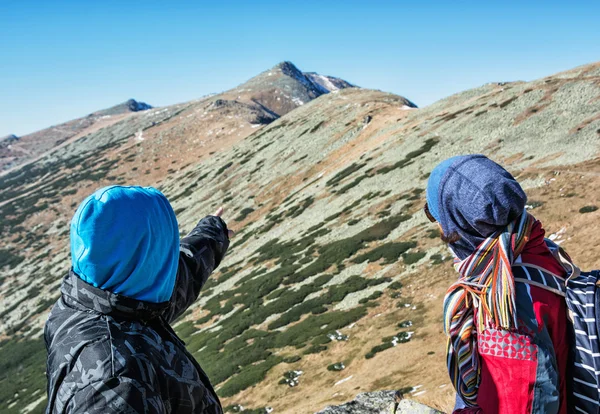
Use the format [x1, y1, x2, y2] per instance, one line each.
[388, 281, 403, 290]
[0, 338, 47, 414]
[235, 208, 255, 222]
[352, 241, 417, 264]
[499, 96, 519, 108]
[268, 275, 389, 329]
[398, 386, 415, 395]
[219, 356, 282, 397]
[399, 188, 424, 201]
[365, 342, 394, 359]
[215, 161, 234, 176]
[431, 254, 449, 265]
[337, 176, 369, 194]
[402, 251, 426, 264]
[293, 154, 308, 163]
[359, 290, 383, 304]
[278, 370, 302, 387]
[326, 163, 366, 187]
[285, 196, 314, 218]
[170, 181, 203, 202]
[0, 249, 24, 269]
[365, 332, 413, 359]
[175, 266, 371, 397]
[174, 321, 198, 339]
[426, 228, 440, 238]
[309, 121, 325, 133]
[579, 205, 598, 214]
[376, 138, 439, 175]
[34, 296, 58, 315]
[303, 344, 328, 354]
[327, 362, 346, 371]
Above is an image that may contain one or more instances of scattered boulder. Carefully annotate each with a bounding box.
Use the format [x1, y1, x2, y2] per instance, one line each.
[316, 390, 443, 414]
[279, 370, 303, 387]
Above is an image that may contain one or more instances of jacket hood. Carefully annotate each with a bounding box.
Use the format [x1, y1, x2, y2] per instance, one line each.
[429, 154, 527, 259]
[70, 186, 179, 303]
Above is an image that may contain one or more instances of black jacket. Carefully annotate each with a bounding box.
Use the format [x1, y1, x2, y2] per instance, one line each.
[44, 216, 229, 414]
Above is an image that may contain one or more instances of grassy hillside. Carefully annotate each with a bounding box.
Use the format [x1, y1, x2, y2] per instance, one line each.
[1, 62, 600, 413]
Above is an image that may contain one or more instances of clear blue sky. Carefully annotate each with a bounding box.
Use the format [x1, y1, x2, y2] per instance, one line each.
[1, 0, 599, 137]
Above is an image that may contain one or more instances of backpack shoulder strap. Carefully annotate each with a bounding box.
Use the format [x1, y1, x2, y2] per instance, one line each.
[543, 239, 582, 282]
[512, 265, 566, 297]
[556, 246, 582, 283]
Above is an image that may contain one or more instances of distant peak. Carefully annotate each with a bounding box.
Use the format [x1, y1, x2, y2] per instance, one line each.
[125, 99, 152, 112]
[268, 61, 356, 94]
[89, 99, 153, 119]
[0, 134, 19, 143]
[274, 61, 303, 77]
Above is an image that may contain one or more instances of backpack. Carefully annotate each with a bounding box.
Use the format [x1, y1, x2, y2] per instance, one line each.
[512, 242, 600, 414]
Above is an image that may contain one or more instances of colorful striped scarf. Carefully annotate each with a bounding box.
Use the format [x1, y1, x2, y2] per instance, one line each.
[443, 210, 535, 406]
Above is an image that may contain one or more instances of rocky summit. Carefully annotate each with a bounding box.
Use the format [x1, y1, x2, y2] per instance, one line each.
[1, 61, 600, 414]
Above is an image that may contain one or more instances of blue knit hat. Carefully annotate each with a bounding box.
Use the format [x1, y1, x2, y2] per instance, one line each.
[426, 156, 465, 222]
[426, 155, 527, 259]
[70, 186, 179, 303]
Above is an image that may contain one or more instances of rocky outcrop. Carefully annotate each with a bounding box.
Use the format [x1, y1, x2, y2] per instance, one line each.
[0, 134, 19, 143]
[316, 391, 444, 414]
[92, 98, 153, 117]
[126, 98, 152, 112]
[207, 99, 278, 125]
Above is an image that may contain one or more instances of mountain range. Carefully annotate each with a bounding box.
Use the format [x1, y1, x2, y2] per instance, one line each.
[1, 61, 600, 414]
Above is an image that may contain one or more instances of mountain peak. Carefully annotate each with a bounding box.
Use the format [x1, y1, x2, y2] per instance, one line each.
[91, 99, 153, 118]
[268, 61, 356, 95]
[274, 61, 304, 77]
[125, 98, 152, 112]
[226, 61, 357, 117]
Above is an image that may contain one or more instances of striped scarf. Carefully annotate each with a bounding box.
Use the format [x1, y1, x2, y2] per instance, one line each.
[443, 210, 535, 406]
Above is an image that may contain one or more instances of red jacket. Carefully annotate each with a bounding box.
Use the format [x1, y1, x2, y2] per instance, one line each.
[455, 223, 569, 414]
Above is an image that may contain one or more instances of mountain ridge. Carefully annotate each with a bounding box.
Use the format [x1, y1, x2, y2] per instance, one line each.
[0, 62, 356, 175]
[0, 98, 154, 172]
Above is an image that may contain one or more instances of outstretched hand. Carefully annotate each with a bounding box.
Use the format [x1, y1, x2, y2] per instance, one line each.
[214, 207, 235, 238]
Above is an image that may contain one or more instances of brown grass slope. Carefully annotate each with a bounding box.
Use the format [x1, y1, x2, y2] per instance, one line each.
[0, 62, 600, 414]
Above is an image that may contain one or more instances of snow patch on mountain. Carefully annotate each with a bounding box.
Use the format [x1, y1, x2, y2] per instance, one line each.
[305, 72, 355, 93]
[275, 61, 356, 96]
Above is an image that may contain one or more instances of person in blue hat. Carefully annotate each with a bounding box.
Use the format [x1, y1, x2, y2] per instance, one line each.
[425, 155, 569, 414]
[44, 185, 233, 414]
